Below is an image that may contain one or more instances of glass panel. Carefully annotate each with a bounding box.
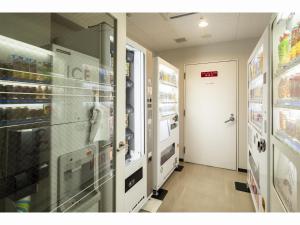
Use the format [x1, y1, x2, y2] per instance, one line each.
[248, 125, 253, 149]
[273, 13, 300, 153]
[249, 102, 263, 130]
[0, 13, 116, 212]
[159, 64, 178, 117]
[248, 45, 264, 130]
[125, 46, 145, 165]
[274, 147, 298, 212]
[273, 107, 300, 152]
[248, 150, 262, 211]
[273, 13, 300, 73]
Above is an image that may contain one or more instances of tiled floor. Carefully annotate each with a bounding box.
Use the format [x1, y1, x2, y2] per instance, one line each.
[158, 162, 255, 212]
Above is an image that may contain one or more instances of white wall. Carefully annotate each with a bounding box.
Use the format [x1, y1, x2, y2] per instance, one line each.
[157, 38, 258, 169]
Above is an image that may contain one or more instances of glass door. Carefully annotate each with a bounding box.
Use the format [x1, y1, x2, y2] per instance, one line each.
[271, 13, 300, 212]
[125, 46, 145, 165]
[0, 13, 117, 212]
[123, 40, 147, 212]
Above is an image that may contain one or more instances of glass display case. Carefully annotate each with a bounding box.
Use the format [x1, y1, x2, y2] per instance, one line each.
[123, 40, 147, 212]
[273, 13, 300, 153]
[248, 46, 264, 131]
[271, 12, 300, 212]
[125, 46, 145, 165]
[159, 64, 178, 117]
[153, 57, 179, 192]
[0, 13, 116, 212]
[247, 26, 270, 212]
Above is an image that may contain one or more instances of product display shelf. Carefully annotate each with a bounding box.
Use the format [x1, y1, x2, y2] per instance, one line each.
[0, 91, 114, 98]
[0, 67, 115, 88]
[159, 79, 177, 88]
[249, 98, 263, 103]
[274, 99, 300, 109]
[275, 130, 300, 154]
[274, 56, 300, 78]
[0, 75, 51, 85]
[0, 79, 114, 94]
[0, 98, 51, 104]
[0, 67, 51, 82]
[0, 117, 50, 127]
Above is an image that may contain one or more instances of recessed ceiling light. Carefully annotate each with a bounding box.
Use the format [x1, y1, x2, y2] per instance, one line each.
[198, 17, 208, 28]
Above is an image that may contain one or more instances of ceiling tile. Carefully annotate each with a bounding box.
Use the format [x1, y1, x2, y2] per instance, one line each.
[236, 13, 273, 40]
[127, 13, 273, 52]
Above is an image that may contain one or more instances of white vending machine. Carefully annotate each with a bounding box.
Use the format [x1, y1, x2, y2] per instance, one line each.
[153, 57, 179, 193]
[124, 39, 147, 212]
[247, 27, 270, 212]
[270, 13, 300, 212]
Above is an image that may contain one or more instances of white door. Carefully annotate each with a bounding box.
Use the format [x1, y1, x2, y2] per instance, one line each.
[184, 60, 237, 170]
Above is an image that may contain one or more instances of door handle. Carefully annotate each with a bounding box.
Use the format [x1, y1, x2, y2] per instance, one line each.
[224, 114, 235, 123]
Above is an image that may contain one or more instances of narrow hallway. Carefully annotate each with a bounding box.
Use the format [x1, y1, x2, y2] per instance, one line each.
[158, 163, 254, 212]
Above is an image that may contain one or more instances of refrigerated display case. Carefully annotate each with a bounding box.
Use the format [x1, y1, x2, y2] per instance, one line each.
[270, 13, 300, 212]
[0, 13, 117, 212]
[153, 57, 179, 193]
[124, 39, 147, 212]
[247, 27, 270, 212]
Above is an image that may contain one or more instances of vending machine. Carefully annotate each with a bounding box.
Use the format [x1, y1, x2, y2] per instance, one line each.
[0, 13, 117, 212]
[247, 26, 270, 212]
[124, 39, 147, 212]
[153, 57, 179, 193]
[270, 12, 300, 212]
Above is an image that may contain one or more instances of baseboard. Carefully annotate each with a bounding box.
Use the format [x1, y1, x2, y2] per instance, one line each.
[179, 158, 184, 162]
[238, 168, 247, 173]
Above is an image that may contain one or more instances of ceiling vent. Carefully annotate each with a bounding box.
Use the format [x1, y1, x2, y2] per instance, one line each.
[174, 37, 187, 43]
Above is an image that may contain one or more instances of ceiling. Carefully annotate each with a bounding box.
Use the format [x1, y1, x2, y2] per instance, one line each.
[127, 13, 273, 52]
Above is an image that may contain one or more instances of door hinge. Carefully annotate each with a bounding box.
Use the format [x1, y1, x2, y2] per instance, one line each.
[184, 72, 186, 79]
[184, 109, 186, 116]
[183, 147, 186, 154]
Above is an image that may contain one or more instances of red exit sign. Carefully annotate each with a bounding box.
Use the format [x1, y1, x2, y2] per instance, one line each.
[201, 71, 218, 78]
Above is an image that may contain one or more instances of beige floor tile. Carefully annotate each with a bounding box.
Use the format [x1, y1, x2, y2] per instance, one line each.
[158, 162, 255, 212]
